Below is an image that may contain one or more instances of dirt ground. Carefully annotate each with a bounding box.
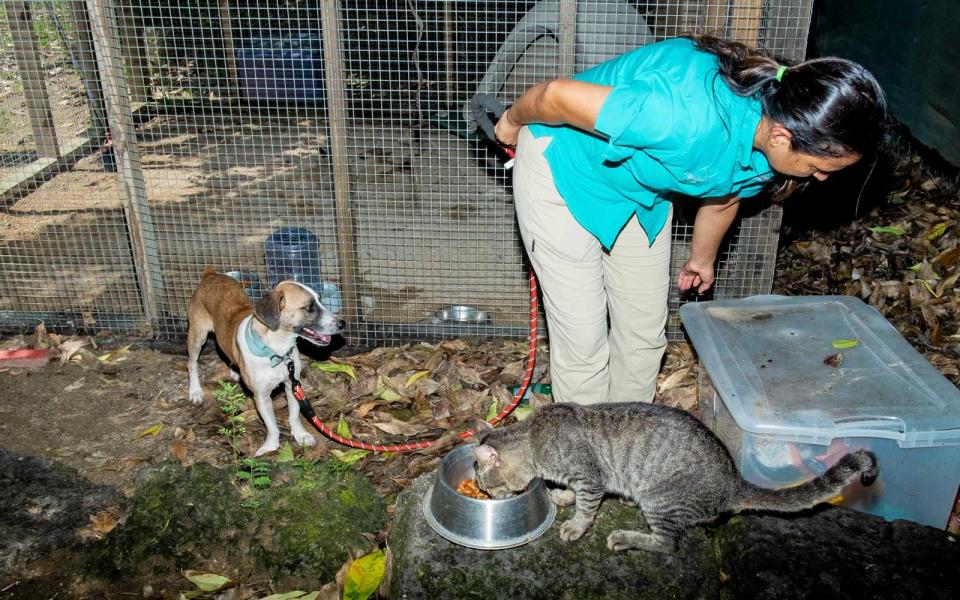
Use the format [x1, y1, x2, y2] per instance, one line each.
[0, 331, 696, 498]
[0, 338, 258, 496]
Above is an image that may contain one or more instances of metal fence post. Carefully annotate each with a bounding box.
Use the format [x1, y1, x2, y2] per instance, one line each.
[88, 0, 161, 333]
[320, 0, 360, 338]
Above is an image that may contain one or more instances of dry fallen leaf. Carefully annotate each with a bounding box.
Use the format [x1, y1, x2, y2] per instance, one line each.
[64, 377, 86, 392]
[823, 352, 843, 368]
[372, 414, 430, 437]
[89, 509, 119, 534]
[58, 338, 90, 364]
[134, 423, 164, 439]
[658, 367, 692, 394]
[169, 441, 189, 463]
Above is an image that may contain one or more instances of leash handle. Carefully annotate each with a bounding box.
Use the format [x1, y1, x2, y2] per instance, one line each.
[468, 93, 516, 167]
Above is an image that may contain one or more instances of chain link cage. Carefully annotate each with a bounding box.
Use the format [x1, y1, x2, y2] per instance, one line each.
[0, 0, 813, 344]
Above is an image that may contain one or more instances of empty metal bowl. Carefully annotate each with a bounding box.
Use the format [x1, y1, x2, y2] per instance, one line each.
[430, 305, 492, 326]
[423, 444, 556, 550]
[223, 270, 263, 299]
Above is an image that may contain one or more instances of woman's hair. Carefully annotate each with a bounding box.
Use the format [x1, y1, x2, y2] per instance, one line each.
[691, 35, 889, 159]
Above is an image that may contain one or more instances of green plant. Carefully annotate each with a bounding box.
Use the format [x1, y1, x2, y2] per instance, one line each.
[214, 380, 247, 455]
[326, 459, 354, 475]
[238, 457, 272, 489]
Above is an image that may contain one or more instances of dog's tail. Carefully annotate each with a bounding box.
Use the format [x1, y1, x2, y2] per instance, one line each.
[731, 449, 878, 513]
[201, 266, 218, 279]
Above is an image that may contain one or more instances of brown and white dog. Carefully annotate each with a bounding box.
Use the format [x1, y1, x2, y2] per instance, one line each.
[186, 267, 344, 456]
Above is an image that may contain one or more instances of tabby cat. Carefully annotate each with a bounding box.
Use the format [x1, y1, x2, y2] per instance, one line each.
[472, 402, 878, 553]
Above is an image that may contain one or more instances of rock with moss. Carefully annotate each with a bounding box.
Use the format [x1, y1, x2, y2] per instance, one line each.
[389, 474, 719, 599]
[87, 459, 386, 591]
[390, 473, 960, 599]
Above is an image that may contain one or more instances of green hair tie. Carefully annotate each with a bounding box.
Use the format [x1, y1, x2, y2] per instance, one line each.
[775, 65, 788, 82]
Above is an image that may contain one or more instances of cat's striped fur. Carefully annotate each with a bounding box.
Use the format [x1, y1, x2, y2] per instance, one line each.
[473, 402, 878, 553]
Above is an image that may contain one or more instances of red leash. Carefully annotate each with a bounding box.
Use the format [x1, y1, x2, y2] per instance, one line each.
[294, 271, 539, 452]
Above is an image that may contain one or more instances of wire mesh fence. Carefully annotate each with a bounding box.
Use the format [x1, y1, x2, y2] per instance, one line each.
[0, 0, 813, 344]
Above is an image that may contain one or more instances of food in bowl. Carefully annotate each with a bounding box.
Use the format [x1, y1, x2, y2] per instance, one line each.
[456, 478, 492, 500]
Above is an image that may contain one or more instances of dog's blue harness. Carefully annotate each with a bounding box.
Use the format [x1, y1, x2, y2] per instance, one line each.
[244, 318, 291, 367]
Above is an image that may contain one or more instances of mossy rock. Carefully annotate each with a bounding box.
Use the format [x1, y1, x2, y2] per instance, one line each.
[390, 474, 960, 599]
[87, 460, 386, 590]
[252, 460, 387, 585]
[389, 474, 718, 599]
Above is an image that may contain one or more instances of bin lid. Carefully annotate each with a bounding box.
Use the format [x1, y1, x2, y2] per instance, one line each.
[680, 295, 960, 447]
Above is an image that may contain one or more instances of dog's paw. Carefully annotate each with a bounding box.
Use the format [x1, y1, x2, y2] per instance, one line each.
[293, 430, 317, 447]
[188, 387, 205, 406]
[558, 518, 590, 542]
[254, 441, 280, 457]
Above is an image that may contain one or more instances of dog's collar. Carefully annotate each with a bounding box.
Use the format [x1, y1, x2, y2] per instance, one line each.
[244, 318, 291, 367]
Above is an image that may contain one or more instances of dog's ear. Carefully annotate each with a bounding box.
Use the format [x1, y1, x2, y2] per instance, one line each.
[254, 290, 284, 330]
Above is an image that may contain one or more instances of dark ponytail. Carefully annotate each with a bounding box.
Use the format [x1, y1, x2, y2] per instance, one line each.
[691, 35, 889, 159]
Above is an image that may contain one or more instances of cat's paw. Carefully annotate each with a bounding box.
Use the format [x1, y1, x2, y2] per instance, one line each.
[617, 496, 638, 508]
[559, 518, 590, 542]
[549, 488, 576, 506]
[607, 530, 674, 553]
[607, 530, 641, 552]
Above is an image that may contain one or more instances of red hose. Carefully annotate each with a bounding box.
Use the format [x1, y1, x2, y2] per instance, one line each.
[305, 271, 538, 452]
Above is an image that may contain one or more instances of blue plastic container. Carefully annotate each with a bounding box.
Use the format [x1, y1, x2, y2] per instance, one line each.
[681, 295, 960, 529]
[264, 227, 323, 291]
[235, 33, 325, 101]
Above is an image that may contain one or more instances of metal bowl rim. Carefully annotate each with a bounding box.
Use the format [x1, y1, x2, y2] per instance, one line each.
[434, 446, 547, 506]
[422, 485, 557, 550]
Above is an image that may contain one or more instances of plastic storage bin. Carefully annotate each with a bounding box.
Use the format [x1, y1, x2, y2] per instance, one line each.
[235, 33, 325, 101]
[680, 295, 960, 529]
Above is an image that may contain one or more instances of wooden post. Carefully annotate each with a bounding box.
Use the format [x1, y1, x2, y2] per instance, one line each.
[68, 1, 108, 139]
[88, 0, 161, 331]
[704, 1, 731, 36]
[320, 0, 360, 334]
[557, 0, 577, 77]
[730, 0, 763, 47]
[218, 0, 240, 99]
[7, 1, 60, 159]
[443, 1, 456, 106]
[116, 4, 149, 103]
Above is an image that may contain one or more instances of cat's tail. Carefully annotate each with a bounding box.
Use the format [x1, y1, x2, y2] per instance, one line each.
[731, 449, 878, 513]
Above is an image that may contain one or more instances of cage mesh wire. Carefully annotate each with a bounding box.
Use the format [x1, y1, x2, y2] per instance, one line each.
[0, 0, 812, 344]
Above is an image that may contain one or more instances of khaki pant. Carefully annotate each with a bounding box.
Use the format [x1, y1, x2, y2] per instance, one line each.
[513, 127, 671, 404]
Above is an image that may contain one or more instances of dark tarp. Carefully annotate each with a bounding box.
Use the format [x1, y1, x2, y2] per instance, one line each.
[810, 0, 960, 165]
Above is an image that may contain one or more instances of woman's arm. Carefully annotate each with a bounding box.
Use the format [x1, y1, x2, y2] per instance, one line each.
[678, 195, 741, 293]
[494, 79, 613, 146]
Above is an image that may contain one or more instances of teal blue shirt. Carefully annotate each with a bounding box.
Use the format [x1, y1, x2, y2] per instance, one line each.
[528, 38, 774, 249]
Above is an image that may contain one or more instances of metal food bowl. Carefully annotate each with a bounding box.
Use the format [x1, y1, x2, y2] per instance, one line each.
[430, 305, 492, 326]
[223, 270, 263, 299]
[423, 444, 556, 550]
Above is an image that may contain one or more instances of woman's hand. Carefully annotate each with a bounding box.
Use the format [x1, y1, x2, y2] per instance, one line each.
[678, 256, 715, 293]
[495, 107, 522, 147]
[681, 194, 741, 294]
[492, 80, 613, 148]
